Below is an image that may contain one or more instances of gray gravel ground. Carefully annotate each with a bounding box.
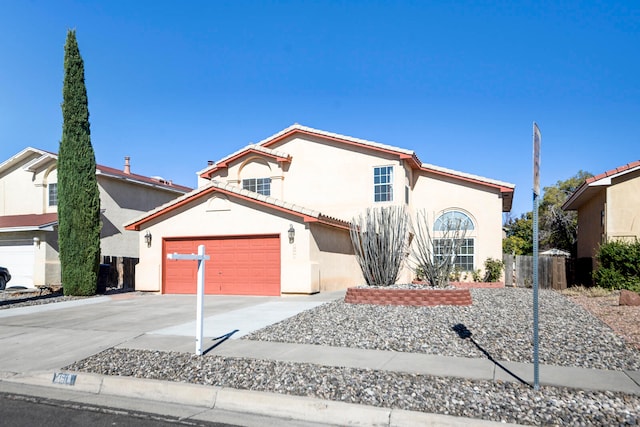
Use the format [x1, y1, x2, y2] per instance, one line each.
[245, 288, 640, 371]
[63, 288, 640, 426]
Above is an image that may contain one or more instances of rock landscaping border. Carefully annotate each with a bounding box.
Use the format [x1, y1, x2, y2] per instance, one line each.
[344, 287, 472, 306]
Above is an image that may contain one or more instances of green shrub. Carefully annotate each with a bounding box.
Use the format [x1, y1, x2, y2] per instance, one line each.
[594, 240, 640, 292]
[484, 258, 504, 282]
[472, 269, 482, 282]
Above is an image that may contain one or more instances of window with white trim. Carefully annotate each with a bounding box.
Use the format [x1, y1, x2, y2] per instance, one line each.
[242, 178, 271, 196]
[48, 183, 58, 206]
[433, 238, 475, 271]
[373, 166, 393, 202]
[433, 211, 475, 271]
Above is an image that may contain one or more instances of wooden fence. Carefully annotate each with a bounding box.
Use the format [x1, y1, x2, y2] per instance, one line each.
[100, 256, 138, 290]
[503, 254, 568, 290]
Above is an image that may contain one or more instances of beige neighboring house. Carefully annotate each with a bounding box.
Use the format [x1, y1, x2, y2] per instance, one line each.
[126, 124, 515, 296]
[0, 147, 191, 288]
[563, 160, 640, 280]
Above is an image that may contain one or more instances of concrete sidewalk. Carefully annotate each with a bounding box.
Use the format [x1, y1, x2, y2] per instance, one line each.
[0, 290, 638, 426]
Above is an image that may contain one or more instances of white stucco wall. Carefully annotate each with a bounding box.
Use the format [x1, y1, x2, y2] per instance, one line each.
[199, 132, 508, 284]
[134, 192, 356, 294]
[309, 223, 363, 291]
[411, 172, 505, 279]
[213, 135, 410, 221]
[0, 155, 57, 215]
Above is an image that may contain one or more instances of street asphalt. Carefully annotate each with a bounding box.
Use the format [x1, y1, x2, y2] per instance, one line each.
[0, 290, 638, 426]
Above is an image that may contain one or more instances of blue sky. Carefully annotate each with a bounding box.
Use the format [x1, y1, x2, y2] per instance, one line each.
[1, 1, 638, 217]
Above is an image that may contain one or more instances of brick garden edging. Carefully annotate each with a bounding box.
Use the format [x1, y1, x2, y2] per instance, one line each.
[344, 287, 472, 306]
[451, 281, 505, 289]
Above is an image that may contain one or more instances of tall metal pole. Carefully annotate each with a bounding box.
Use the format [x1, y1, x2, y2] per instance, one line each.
[532, 192, 540, 390]
[532, 122, 541, 391]
[196, 244, 205, 356]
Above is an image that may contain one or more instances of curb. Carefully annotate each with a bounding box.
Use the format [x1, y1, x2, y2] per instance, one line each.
[0, 371, 520, 426]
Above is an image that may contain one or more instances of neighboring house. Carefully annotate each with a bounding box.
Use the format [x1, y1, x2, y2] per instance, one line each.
[562, 160, 640, 281]
[126, 124, 515, 295]
[0, 147, 191, 288]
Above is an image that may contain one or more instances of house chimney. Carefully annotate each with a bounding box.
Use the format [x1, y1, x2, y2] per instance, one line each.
[124, 156, 131, 174]
[207, 160, 214, 166]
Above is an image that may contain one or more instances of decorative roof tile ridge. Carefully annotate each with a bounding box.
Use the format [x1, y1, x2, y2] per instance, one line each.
[207, 181, 340, 221]
[257, 123, 416, 156]
[245, 144, 291, 159]
[585, 160, 640, 184]
[421, 162, 515, 188]
[197, 143, 292, 177]
[96, 164, 191, 192]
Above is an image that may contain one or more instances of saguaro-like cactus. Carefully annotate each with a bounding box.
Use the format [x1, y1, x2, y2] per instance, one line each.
[350, 206, 409, 287]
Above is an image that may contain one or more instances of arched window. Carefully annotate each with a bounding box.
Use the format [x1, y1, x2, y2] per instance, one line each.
[433, 210, 475, 272]
[433, 211, 474, 231]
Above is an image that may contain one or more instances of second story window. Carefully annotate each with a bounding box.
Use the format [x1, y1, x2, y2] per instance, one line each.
[48, 183, 58, 206]
[374, 166, 393, 202]
[242, 178, 271, 196]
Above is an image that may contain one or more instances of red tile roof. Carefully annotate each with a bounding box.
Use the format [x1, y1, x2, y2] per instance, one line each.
[585, 160, 640, 184]
[96, 164, 192, 193]
[0, 213, 58, 228]
[563, 160, 640, 211]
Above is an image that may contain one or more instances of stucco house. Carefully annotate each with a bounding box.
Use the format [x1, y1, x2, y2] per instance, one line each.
[562, 160, 640, 281]
[126, 124, 515, 296]
[0, 147, 191, 288]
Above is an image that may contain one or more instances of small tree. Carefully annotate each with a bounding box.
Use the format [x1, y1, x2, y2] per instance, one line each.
[503, 212, 533, 255]
[58, 30, 101, 296]
[411, 210, 470, 288]
[349, 206, 409, 286]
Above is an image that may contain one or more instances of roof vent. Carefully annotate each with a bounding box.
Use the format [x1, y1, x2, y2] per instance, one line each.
[207, 160, 214, 166]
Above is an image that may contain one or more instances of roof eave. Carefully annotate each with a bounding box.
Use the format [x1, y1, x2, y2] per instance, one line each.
[96, 170, 190, 194]
[125, 183, 350, 232]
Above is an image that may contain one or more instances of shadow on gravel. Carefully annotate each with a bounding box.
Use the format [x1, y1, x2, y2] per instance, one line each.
[203, 329, 239, 355]
[0, 287, 136, 307]
[0, 290, 65, 307]
[452, 323, 532, 388]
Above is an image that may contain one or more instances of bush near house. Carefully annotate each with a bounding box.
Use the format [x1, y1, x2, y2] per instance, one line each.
[594, 240, 640, 292]
[483, 258, 504, 282]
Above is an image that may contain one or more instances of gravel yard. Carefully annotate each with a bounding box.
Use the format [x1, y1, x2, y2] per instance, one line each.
[63, 287, 640, 426]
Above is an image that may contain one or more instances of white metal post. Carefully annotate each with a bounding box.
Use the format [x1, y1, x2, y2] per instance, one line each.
[195, 244, 205, 356]
[167, 246, 210, 356]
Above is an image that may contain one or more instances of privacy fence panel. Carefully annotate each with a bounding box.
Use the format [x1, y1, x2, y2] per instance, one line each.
[503, 255, 567, 290]
[100, 256, 138, 289]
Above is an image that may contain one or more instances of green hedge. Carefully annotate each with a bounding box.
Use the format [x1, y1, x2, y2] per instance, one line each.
[594, 240, 640, 292]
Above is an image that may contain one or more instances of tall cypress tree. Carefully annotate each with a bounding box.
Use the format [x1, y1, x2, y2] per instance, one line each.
[58, 29, 101, 296]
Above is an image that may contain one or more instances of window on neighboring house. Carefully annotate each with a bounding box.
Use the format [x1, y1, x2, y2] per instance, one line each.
[374, 166, 393, 202]
[242, 178, 271, 196]
[48, 183, 58, 206]
[433, 238, 475, 271]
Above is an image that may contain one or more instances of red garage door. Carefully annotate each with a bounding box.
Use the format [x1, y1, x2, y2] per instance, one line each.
[164, 235, 280, 296]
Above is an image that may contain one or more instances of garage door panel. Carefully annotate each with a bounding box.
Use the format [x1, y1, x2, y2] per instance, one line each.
[164, 235, 280, 296]
[0, 244, 34, 287]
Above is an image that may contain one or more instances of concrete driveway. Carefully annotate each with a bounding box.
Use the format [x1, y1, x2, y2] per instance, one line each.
[0, 291, 343, 374]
